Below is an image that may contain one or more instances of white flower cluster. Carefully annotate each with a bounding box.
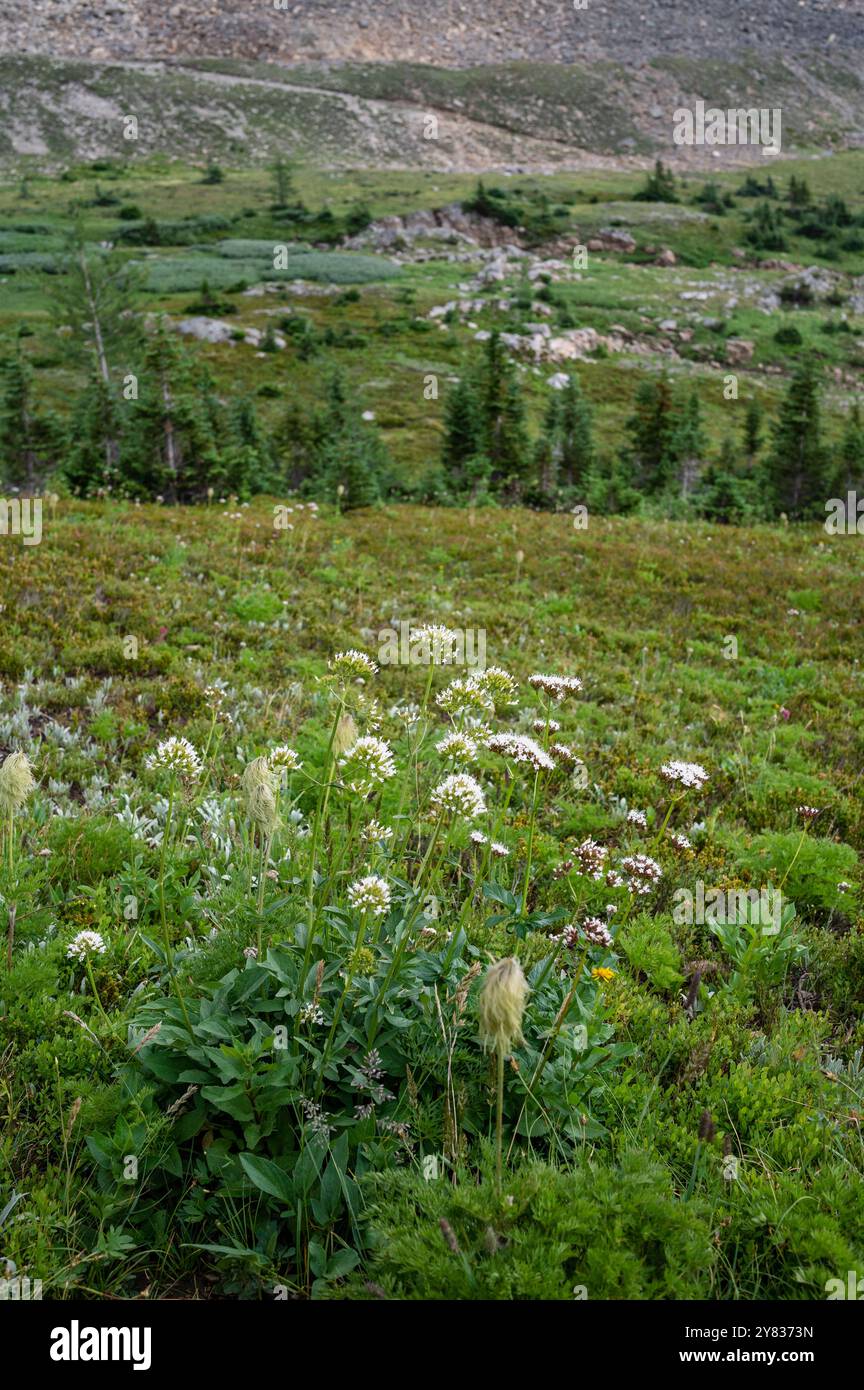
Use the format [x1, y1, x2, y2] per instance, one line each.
[486, 732, 554, 772]
[328, 650, 378, 683]
[470, 831, 509, 857]
[347, 875, 392, 917]
[668, 831, 692, 851]
[269, 745, 302, 772]
[436, 677, 495, 718]
[574, 838, 608, 880]
[362, 819, 393, 844]
[413, 623, 459, 665]
[473, 666, 519, 708]
[145, 737, 202, 779]
[338, 736, 396, 794]
[551, 743, 580, 765]
[436, 732, 478, 763]
[621, 854, 663, 894]
[581, 916, 614, 948]
[67, 930, 106, 961]
[528, 673, 583, 702]
[430, 773, 486, 820]
[660, 760, 709, 790]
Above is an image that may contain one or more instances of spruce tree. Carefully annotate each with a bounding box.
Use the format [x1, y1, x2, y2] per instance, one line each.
[272, 398, 315, 491]
[0, 346, 59, 488]
[441, 374, 482, 495]
[226, 395, 274, 497]
[670, 390, 707, 498]
[633, 159, 678, 204]
[534, 395, 562, 500]
[558, 372, 594, 488]
[64, 370, 123, 495]
[762, 359, 829, 519]
[695, 437, 739, 523]
[309, 372, 390, 509]
[743, 398, 763, 459]
[478, 333, 529, 491]
[123, 325, 220, 502]
[52, 237, 141, 477]
[625, 374, 677, 494]
[837, 403, 864, 493]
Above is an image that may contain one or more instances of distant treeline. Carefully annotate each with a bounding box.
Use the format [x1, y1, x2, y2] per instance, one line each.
[0, 229, 861, 520]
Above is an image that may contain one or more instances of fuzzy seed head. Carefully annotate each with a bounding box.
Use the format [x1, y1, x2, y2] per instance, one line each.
[478, 957, 528, 1055]
[241, 756, 280, 837]
[0, 751, 35, 817]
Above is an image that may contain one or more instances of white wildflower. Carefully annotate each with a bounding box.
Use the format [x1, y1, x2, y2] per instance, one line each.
[269, 745, 302, 772]
[436, 677, 494, 717]
[67, 930, 106, 961]
[486, 732, 554, 772]
[339, 736, 396, 794]
[621, 853, 663, 894]
[328, 649, 378, 683]
[430, 773, 486, 820]
[145, 737, 202, 779]
[436, 731, 478, 763]
[528, 673, 583, 702]
[660, 760, 709, 790]
[362, 818, 394, 844]
[347, 874, 392, 917]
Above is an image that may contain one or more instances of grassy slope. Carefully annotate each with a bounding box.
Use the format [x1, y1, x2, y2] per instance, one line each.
[3, 54, 864, 169]
[1, 155, 863, 482]
[0, 500, 862, 1297]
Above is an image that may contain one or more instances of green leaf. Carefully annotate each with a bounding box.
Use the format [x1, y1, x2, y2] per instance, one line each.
[238, 1152, 294, 1203]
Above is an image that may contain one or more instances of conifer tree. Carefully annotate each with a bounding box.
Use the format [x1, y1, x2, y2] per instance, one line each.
[478, 333, 529, 491]
[64, 369, 123, 495]
[52, 237, 141, 477]
[123, 325, 219, 502]
[625, 374, 677, 494]
[558, 372, 594, 488]
[309, 372, 390, 510]
[762, 359, 829, 519]
[534, 395, 562, 500]
[836, 402, 864, 492]
[0, 345, 59, 488]
[670, 390, 707, 497]
[743, 398, 763, 459]
[441, 374, 482, 494]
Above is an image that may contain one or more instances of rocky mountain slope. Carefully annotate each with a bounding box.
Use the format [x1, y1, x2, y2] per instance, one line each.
[2, 0, 862, 65]
[1, 2, 863, 171]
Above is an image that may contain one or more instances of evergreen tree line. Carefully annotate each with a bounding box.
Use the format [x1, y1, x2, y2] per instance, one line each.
[1, 241, 862, 520]
[439, 332, 864, 523]
[0, 333, 394, 509]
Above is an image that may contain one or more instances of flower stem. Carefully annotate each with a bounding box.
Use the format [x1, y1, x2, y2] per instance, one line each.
[495, 1046, 505, 1192]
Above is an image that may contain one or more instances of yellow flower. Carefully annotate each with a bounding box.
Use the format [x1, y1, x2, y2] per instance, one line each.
[591, 967, 616, 983]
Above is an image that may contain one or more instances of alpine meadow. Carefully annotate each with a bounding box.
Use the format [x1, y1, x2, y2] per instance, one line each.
[0, 0, 863, 1331]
